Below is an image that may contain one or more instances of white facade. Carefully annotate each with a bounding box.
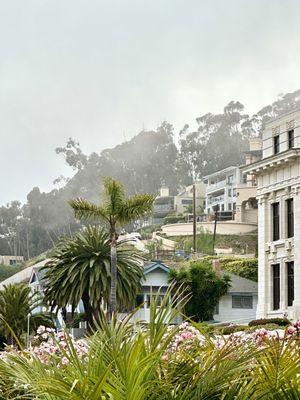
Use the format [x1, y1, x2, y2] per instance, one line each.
[204, 166, 242, 215]
[244, 109, 300, 320]
[174, 182, 206, 214]
[0, 255, 24, 266]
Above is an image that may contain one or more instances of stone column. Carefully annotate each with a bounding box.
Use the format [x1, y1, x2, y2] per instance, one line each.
[256, 194, 269, 318]
[292, 187, 300, 319]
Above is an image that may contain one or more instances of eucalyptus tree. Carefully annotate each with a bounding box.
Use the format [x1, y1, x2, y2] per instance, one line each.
[69, 178, 154, 314]
[43, 226, 144, 330]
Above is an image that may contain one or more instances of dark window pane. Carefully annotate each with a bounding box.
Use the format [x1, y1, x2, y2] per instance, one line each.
[287, 198, 294, 238]
[232, 295, 253, 309]
[287, 262, 294, 307]
[288, 130, 294, 149]
[272, 202, 280, 241]
[274, 135, 280, 154]
[135, 294, 144, 307]
[273, 264, 280, 310]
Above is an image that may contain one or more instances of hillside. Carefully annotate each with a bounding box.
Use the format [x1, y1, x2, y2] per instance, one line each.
[0, 89, 299, 259]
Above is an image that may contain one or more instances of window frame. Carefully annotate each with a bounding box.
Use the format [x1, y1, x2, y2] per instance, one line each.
[288, 129, 294, 149]
[287, 261, 294, 307]
[232, 295, 253, 309]
[272, 202, 280, 241]
[272, 264, 280, 310]
[286, 198, 294, 238]
[273, 135, 280, 154]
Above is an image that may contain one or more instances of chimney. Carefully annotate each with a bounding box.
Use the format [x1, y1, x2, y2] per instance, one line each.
[160, 186, 169, 197]
[212, 259, 221, 276]
[249, 137, 262, 152]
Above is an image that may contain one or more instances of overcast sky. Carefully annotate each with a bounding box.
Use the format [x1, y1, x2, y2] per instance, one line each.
[1, 0, 300, 205]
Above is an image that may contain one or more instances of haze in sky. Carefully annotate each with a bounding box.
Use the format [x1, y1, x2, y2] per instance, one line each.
[1, 0, 300, 205]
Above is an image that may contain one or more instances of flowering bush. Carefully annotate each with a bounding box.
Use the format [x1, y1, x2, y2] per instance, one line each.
[0, 295, 299, 400]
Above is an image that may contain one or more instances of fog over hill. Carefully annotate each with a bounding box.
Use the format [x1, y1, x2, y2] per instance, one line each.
[1, 89, 300, 259]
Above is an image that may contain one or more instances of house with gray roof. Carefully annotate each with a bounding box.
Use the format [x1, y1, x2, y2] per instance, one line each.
[213, 273, 258, 324]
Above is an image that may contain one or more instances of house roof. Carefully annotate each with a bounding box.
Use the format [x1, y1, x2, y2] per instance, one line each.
[224, 272, 258, 294]
[203, 165, 241, 181]
[143, 260, 170, 275]
[0, 259, 49, 290]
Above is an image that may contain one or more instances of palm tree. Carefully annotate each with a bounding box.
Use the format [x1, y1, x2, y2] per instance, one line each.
[43, 226, 144, 330]
[0, 283, 52, 346]
[69, 178, 154, 314]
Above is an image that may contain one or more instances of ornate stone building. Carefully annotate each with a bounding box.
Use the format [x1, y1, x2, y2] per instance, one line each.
[244, 109, 300, 320]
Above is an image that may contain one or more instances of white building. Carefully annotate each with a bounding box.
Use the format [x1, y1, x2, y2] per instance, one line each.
[174, 182, 206, 214]
[213, 273, 258, 324]
[203, 166, 243, 216]
[243, 109, 300, 320]
[0, 255, 24, 266]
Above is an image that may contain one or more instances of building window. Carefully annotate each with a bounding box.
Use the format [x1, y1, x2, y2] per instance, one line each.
[272, 202, 280, 241]
[228, 175, 234, 184]
[233, 203, 236, 211]
[9, 259, 17, 266]
[272, 264, 280, 310]
[233, 188, 237, 197]
[221, 204, 224, 211]
[228, 203, 232, 211]
[181, 199, 192, 205]
[287, 262, 294, 307]
[146, 294, 164, 308]
[214, 302, 219, 314]
[232, 295, 253, 309]
[228, 188, 232, 196]
[288, 129, 294, 149]
[274, 135, 280, 154]
[135, 294, 144, 307]
[286, 198, 294, 238]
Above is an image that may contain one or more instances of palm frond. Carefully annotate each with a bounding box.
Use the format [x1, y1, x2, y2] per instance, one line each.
[69, 198, 109, 222]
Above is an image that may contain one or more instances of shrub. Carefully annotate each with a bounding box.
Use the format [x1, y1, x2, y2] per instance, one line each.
[169, 259, 231, 321]
[164, 214, 185, 224]
[204, 256, 258, 281]
[248, 318, 290, 327]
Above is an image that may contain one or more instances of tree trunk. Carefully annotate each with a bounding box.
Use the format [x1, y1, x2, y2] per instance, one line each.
[81, 291, 94, 334]
[110, 234, 118, 316]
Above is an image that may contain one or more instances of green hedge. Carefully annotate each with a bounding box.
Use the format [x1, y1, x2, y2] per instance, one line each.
[248, 318, 290, 327]
[164, 214, 185, 224]
[204, 256, 258, 282]
[0, 264, 22, 283]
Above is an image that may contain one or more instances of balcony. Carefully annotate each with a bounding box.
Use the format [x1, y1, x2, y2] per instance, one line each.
[206, 179, 227, 194]
[207, 195, 225, 206]
[154, 204, 174, 214]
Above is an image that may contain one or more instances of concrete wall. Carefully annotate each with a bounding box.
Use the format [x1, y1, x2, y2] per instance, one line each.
[161, 221, 257, 236]
[214, 294, 258, 323]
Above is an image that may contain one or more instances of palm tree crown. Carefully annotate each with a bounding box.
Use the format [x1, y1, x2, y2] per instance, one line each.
[69, 178, 154, 314]
[43, 226, 144, 330]
[0, 283, 52, 346]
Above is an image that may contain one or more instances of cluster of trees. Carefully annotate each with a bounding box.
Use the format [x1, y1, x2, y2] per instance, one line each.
[1, 89, 300, 259]
[170, 259, 231, 321]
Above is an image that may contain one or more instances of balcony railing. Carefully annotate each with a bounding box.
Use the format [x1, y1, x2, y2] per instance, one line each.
[206, 179, 228, 193]
[207, 195, 225, 206]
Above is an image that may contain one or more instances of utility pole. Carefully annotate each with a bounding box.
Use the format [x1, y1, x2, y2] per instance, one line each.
[212, 205, 219, 255]
[193, 184, 197, 256]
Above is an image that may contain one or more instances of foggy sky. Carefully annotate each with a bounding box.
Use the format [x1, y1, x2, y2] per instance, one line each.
[1, 0, 300, 205]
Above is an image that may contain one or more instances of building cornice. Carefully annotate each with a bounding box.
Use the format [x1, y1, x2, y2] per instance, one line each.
[241, 148, 300, 175]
